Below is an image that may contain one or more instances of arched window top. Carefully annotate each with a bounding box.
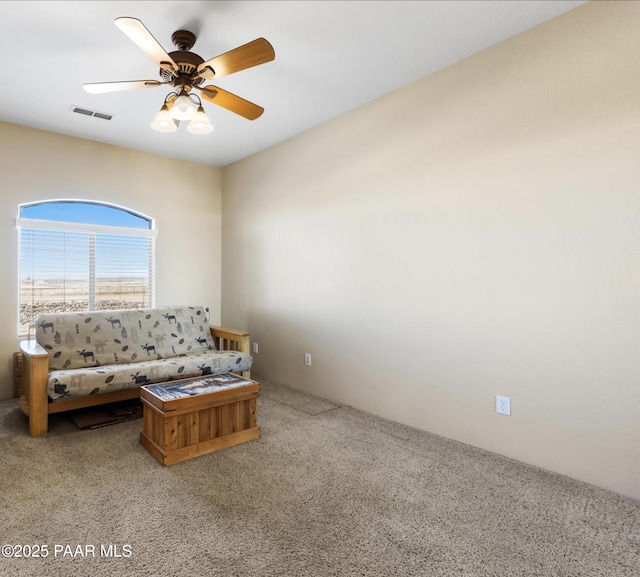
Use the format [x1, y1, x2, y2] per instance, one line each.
[20, 200, 152, 230]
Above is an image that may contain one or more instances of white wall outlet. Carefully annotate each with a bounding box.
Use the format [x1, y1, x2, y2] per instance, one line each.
[496, 395, 511, 416]
[252, 342, 259, 354]
[304, 353, 312, 366]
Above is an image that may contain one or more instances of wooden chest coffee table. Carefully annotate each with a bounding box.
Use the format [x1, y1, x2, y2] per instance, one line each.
[139, 373, 260, 465]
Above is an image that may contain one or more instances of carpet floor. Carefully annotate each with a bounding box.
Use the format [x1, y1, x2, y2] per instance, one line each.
[0, 379, 638, 577]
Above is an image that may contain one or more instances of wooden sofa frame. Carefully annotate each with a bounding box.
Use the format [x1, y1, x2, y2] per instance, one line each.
[19, 326, 251, 437]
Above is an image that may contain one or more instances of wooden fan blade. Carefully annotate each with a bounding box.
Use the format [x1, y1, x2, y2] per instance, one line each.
[83, 80, 162, 94]
[114, 17, 178, 74]
[199, 86, 264, 120]
[197, 38, 275, 80]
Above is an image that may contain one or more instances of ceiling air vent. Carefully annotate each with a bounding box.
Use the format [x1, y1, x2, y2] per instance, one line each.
[70, 105, 113, 121]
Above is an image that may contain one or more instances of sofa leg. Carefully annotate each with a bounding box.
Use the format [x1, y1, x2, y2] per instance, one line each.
[21, 340, 51, 436]
[29, 401, 48, 436]
[27, 369, 49, 436]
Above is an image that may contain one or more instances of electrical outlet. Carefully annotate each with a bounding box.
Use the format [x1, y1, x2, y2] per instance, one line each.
[496, 395, 511, 416]
[304, 353, 312, 366]
[252, 342, 259, 354]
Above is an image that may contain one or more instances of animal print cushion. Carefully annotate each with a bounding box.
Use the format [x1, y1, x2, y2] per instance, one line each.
[47, 349, 252, 400]
[36, 306, 215, 371]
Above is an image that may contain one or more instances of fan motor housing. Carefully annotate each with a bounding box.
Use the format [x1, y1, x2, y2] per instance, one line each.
[160, 30, 205, 86]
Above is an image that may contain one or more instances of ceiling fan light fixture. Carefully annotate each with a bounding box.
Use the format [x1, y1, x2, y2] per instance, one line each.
[187, 106, 214, 134]
[84, 18, 275, 144]
[151, 104, 178, 132]
[169, 92, 196, 120]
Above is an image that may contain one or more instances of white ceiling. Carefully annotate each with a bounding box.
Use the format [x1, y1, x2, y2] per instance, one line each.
[0, 1, 587, 167]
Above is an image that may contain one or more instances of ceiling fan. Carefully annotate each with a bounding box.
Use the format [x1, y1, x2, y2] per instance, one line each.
[83, 17, 275, 133]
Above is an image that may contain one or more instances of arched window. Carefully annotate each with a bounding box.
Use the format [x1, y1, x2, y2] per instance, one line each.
[16, 200, 156, 335]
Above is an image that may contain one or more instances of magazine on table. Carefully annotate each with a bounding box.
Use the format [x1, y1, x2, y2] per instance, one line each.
[145, 374, 254, 400]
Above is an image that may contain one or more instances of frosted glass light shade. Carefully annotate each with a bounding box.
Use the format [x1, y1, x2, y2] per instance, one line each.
[170, 93, 196, 120]
[187, 107, 214, 134]
[150, 105, 177, 132]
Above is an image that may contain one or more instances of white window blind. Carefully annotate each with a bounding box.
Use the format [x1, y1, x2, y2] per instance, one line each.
[17, 216, 156, 336]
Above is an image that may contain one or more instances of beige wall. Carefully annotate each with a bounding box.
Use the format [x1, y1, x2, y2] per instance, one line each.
[0, 121, 222, 399]
[222, 1, 640, 500]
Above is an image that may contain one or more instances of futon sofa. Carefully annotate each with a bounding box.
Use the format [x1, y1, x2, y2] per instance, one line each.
[19, 306, 253, 436]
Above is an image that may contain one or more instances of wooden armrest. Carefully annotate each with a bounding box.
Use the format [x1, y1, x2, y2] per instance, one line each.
[210, 326, 250, 339]
[20, 339, 49, 358]
[19, 340, 50, 436]
[209, 326, 251, 356]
